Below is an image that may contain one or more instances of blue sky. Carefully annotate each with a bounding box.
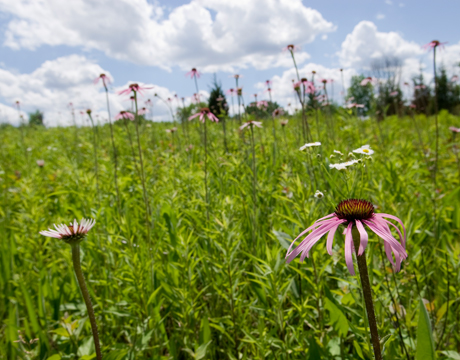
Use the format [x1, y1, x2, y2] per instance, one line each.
[0, 0, 459, 125]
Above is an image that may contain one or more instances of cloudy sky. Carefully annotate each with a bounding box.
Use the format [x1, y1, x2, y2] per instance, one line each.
[0, 0, 459, 126]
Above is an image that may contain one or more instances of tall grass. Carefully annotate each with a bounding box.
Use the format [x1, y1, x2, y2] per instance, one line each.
[1, 109, 460, 359]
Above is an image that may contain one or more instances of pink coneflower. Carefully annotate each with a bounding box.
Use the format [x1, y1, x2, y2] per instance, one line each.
[138, 107, 148, 115]
[118, 83, 152, 96]
[145, 99, 153, 106]
[36, 160, 45, 167]
[390, 91, 399, 97]
[93, 73, 110, 87]
[216, 97, 224, 102]
[226, 88, 235, 95]
[360, 77, 374, 86]
[286, 199, 407, 275]
[189, 108, 219, 123]
[449, 126, 460, 133]
[422, 40, 447, 51]
[257, 100, 268, 108]
[347, 103, 365, 109]
[266, 80, 272, 87]
[166, 127, 177, 133]
[414, 85, 427, 90]
[272, 108, 284, 117]
[283, 44, 300, 52]
[240, 121, 262, 130]
[451, 75, 459, 82]
[293, 81, 301, 91]
[236, 88, 243, 96]
[409, 104, 416, 109]
[114, 111, 135, 121]
[40, 218, 96, 244]
[186, 68, 201, 79]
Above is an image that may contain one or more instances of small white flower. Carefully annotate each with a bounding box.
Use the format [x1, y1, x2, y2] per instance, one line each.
[27, 147, 32, 152]
[353, 144, 374, 155]
[329, 160, 359, 170]
[333, 150, 343, 156]
[299, 142, 321, 151]
[314, 190, 324, 199]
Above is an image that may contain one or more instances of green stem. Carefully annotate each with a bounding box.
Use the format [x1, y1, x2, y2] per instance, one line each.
[71, 244, 102, 360]
[204, 119, 209, 222]
[351, 227, 382, 360]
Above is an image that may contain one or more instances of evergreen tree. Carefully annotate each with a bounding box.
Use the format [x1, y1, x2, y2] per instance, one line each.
[208, 75, 228, 119]
[437, 67, 460, 113]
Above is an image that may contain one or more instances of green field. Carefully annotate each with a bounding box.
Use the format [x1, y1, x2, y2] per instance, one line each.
[1, 109, 460, 359]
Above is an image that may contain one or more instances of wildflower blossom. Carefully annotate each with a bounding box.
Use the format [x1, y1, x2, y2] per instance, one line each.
[138, 108, 148, 115]
[300, 142, 321, 150]
[189, 108, 219, 123]
[360, 77, 374, 86]
[449, 126, 460, 133]
[390, 91, 399, 97]
[36, 160, 45, 167]
[285, 199, 407, 275]
[283, 44, 300, 52]
[451, 75, 459, 82]
[114, 111, 135, 121]
[40, 218, 96, 244]
[257, 100, 268, 108]
[186, 68, 201, 78]
[118, 83, 152, 96]
[93, 73, 110, 87]
[314, 190, 324, 199]
[422, 40, 447, 51]
[240, 121, 262, 130]
[280, 119, 288, 126]
[353, 144, 374, 155]
[329, 160, 359, 170]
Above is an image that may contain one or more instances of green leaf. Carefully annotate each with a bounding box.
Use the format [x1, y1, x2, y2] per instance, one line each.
[273, 230, 292, 250]
[195, 340, 212, 359]
[324, 287, 349, 337]
[199, 317, 211, 344]
[416, 298, 436, 360]
[308, 337, 321, 360]
[46, 355, 61, 360]
[442, 350, 460, 360]
[102, 349, 129, 360]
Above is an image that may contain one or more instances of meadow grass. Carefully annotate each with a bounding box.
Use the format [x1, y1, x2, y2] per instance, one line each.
[1, 109, 460, 359]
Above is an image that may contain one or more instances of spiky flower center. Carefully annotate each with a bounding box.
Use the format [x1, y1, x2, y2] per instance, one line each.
[287, 44, 294, 50]
[61, 225, 86, 244]
[335, 199, 374, 222]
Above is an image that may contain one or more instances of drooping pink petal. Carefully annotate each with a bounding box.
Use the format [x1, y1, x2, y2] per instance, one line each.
[344, 223, 356, 275]
[375, 213, 406, 247]
[363, 220, 406, 257]
[355, 220, 369, 256]
[326, 222, 342, 255]
[188, 113, 201, 121]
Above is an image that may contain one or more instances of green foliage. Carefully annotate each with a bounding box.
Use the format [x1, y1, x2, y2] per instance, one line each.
[0, 109, 459, 359]
[208, 75, 228, 119]
[28, 110, 44, 126]
[347, 75, 373, 114]
[437, 67, 460, 113]
[416, 299, 436, 360]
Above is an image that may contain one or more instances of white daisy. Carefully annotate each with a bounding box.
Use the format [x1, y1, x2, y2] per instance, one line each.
[353, 145, 374, 155]
[329, 160, 359, 170]
[299, 142, 321, 151]
[314, 190, 324, 198]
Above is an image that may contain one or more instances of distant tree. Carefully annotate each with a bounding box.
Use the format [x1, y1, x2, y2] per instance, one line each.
[436, 67, 460, 113]
[245, 101, 282, 117]
[411, 73, 432, 114]
[29, 110, 44, 126]
[346, 75, 374, 114]
[208, 75, 228, 119]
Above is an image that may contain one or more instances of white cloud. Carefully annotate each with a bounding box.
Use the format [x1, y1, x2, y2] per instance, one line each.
[376, 13, 385, 20]
[0, 55, 188, 126]
[0, 0, 335, 72]
[338, 21, 423, 70]
[385, 0, 392, 4]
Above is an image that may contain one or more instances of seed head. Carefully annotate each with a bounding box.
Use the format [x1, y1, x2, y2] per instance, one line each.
[335, 199, 374, 222]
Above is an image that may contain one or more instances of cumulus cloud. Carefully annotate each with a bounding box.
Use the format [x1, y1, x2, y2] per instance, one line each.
[0, 55, 189, 126]
[0, 0, 335, 72]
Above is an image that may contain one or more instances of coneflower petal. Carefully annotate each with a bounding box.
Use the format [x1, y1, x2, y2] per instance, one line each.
[344, 223, 355, 275]
[355, 220, 368, 256]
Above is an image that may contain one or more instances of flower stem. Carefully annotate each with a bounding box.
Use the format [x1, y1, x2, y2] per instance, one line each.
[204, 119, 209, 222]
[71, 244, 102, 360]
[351, 227, 382, 360]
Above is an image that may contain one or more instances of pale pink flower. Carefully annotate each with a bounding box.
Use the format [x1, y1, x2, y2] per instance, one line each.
[186, 68, 201, 78]
[138, 108, 148, 115]
[286, 199, 407, 275]
[414, 85, 427, 90]
[40, 218, 96, 244]
[189, 108, 219, 123]
[451, 75, 459, 82]
[280, 119, 288, 126]
[422, 40, 447, 51]
[240, 121, 262, 130]
[347, 103, 364, 109]
[115, 111, 135, 121]
[449, 126, 460, 133]
[36, 160, 45, 167]
[226, 88, 235, 95]
[93, 73, 110, 87]
[389, 91, 399, 97]
[257, 100, 268, 108]
[166, 127, 177, 133]
[273, 108, 284, 117]
[293, 81, 301, 91]
[283, 44, 300, 52]
[409, 104, 416, 109]
[118, 83, 152, 96]
[360, 77, 374, 86]
[266, 80, 272, 86]
[216, 97, 224, 102]
[145, 99, 153, 106]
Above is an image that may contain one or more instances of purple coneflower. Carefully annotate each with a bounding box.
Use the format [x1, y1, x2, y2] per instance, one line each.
[115, 111, 135, 121]
[283, 44, 300, 52]
[286, 199, 407, 274]
[189, 108, 219, 123]
[280, 119, 288, 126]
[186, 68, 201, 79]
[360, 77, 374, 86]
[422, 40, 447, 51]
[138, 107, 148, 115]
[449, 126, 460, 133]
[40, 218, 96, 244]
[390, 91, 399, 97]
[272, 108, 284, 117]
[118, 83, 152, 96]
[93, 73, 110, 87]
[239, 121, 262, 131]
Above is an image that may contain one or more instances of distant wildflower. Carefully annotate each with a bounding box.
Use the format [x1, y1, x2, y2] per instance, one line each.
[227, 88, 235, 95]
[186, 68, 201, 78]
[118, 83, 152, 96]
[353, 144, 374, 155]
[422, 40, 447, 51]
[329, 160, 359, 170]
[285, 199, 407, 275]
[189, 108, 219, 123]
[300, 142, 321, 150]
[240, 121, 262, 130]
[93, 73, 110, 87]
[280, 119, 288, 126]
[138, 107, 148, 115]
[216, 97, 224, 102]
[40, 218, 96, 245]
[257, 100, 268, 108]
[283, 44, 300, 52]
[449, 126, 460, 133]
[166, 127, 177, 133]
[314, 190, 324, 199]
[347, 103, 365, 109]
[360, 77, 374, 86]
[36, 160, 45, 167]
[334, 150, 343, 156]
[414, 85, 426, 90]
[27, 147, 32, 152]
[114, 111, 135, 121]
[451, 75, 459, 82]
[390, 91, 399, 97]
